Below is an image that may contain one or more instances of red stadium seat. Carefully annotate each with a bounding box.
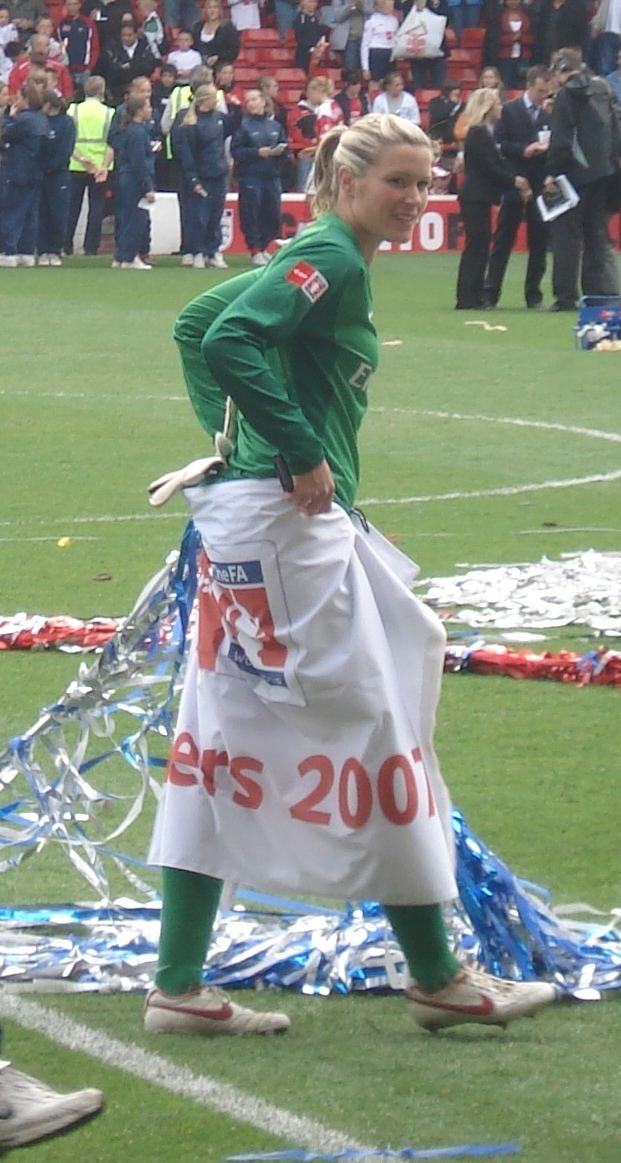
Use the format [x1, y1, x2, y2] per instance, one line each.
[448, 48, 479, 65]
[233, 66, 261, 84]
[457, 67, 479, 87]
[417, 88, 441, 110]
[279, 86, 306, 107]
[255, 46, 296, 65]
[320, 67, 343, 84]
[274, 67, 307, 85]
[241, 27, 280, 46]
[460, 27, 484, 67]
[461, 27, 485, 49]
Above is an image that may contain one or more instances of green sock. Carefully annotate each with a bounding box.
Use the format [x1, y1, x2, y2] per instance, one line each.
[155, 867, 223, 995]
[383, 902, 460, 993]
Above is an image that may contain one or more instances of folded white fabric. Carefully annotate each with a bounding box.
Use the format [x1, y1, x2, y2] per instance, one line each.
[148, 456, 225, 508]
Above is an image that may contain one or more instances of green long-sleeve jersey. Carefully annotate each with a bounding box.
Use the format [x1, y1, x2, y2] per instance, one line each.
[201, 213, 379, 510]
[174, 268, 269, 439]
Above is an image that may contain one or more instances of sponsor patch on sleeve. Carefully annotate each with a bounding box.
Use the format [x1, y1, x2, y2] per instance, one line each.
[285, 260, 329, 303]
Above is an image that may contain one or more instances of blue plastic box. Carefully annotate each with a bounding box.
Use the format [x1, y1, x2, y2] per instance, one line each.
[575, 295, 621, 349]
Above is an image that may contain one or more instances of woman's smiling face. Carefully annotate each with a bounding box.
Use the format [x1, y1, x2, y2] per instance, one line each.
[339, 142, 432, 256]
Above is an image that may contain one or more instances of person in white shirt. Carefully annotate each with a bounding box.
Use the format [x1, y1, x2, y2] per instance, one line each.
[32, 13, 68, 65]
[360, 0, 398, 81]
[228, 0, 261, 32]
[0, 4, 18, 82]
[167, 29, 203, 79]
[372, 68, 421, 122]
[590, 0, 621, 76]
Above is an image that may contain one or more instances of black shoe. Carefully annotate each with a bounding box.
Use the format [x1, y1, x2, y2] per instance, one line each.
[526, 300, 544, 310]
[547, 301, 576, 312]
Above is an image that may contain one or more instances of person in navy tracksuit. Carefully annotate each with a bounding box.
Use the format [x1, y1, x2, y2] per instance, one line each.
[0, 82, 9, 243]
[107, 76, 159, 260]
[113, 92, 155, 267]
[37, 90, 76, 265]
[231, 88, 287, 265]
[173, 81, 235, 268]
[0, 80, 47, 265]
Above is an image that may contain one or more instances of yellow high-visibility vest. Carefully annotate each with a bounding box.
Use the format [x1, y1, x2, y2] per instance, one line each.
[165, 84, 192, 159]
[68, 98, 114, 172]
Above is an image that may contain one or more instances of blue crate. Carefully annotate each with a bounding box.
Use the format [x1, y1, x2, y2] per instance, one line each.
[575, 294, 621, 349]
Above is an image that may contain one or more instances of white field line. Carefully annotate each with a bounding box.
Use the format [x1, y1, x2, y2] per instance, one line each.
[368, 408, 621, 446]
[0, 995, 368, 1156]
[0, 390, 187, 402]
[358, 469, 621, 506]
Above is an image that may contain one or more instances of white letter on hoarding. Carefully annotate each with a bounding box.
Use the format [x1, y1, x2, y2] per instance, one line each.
[418, 211, 444, 252]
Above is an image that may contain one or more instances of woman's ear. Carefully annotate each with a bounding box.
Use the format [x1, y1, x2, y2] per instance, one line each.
[338, 165, 355, 197]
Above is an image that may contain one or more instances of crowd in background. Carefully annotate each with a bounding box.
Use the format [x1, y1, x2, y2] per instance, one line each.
[1, 0, 620, 270]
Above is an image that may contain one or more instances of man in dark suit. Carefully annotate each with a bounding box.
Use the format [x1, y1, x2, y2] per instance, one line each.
[544, 48, 621, 310]
[484, 65, 552, 309]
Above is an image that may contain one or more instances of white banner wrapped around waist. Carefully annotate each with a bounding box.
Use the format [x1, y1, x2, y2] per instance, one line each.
[149, 480, 457, 905]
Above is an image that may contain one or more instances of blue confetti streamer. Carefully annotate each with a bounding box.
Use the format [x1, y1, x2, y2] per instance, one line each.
[224, 1143, 522, 1160]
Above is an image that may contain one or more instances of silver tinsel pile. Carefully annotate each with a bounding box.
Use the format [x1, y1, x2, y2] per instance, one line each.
[416, 551, 621, 634]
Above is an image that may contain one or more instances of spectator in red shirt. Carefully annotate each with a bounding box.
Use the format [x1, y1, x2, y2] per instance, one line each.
[333, 68, 370, 123]
[314, 77, 345, 136]
[56, 0, 100, 89]
[8, 33, 74, 97]
[286, 73, 330, 188]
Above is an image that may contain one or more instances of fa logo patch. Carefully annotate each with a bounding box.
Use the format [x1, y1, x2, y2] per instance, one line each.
[197, 551, 288, 687]
[286, 260, 329, 303]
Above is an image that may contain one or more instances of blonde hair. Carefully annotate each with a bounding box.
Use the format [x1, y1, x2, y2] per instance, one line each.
[183, 83, 217, 125]
[312, 112, 431, 217]
[464, 87, 499, 128]
[306, 75, 330, 101]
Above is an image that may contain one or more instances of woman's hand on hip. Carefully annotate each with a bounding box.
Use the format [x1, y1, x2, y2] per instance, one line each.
[287, 460, 335, 515]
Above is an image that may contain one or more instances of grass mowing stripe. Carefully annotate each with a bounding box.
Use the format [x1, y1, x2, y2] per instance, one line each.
[0, 996, 369, 1156]
[2, 472, 621, 535]
[5, 392, 621, 446]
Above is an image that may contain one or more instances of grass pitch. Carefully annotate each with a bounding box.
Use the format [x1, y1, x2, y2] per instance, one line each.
[0, 253, 620, 1162]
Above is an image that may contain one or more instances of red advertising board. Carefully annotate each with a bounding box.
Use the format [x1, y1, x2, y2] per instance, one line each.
[234, 194, 620, 255]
